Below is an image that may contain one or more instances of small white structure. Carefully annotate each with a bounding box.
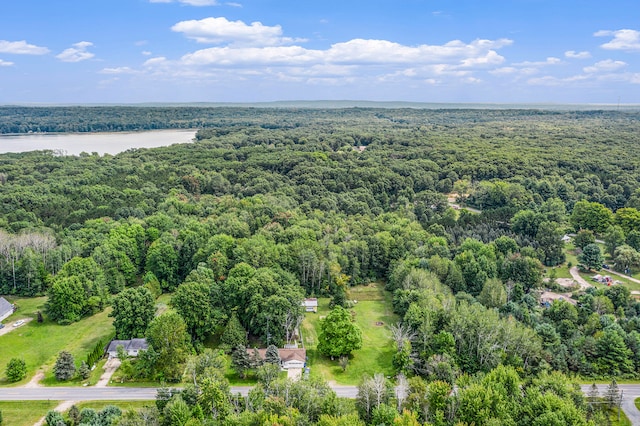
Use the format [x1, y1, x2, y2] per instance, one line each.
[0, 297, 15, 322]
[106, 338, 149, 358]
[561, 235, 572, 243]
[302, 298, 318, 313]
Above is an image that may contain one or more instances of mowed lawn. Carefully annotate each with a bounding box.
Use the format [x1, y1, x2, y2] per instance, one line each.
[0, 296, 115, 386]
[0, 401, 60, 426]
[302, 283, 397, 385]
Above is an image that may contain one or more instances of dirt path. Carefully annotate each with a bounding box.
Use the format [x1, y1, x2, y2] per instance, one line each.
[569, 267, 593, 291]
[0, 317, 33, 337]
[24, 370, 45, 388]
[33, 400, 76, 426]
[96, 358, 120, 387]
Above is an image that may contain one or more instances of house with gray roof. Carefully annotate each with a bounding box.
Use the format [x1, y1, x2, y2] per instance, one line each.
[0, 297, 15, 322]
[106, 338, 149, 358]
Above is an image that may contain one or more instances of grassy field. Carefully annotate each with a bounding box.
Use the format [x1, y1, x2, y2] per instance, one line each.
[71, 400, 155, 413]
[302, 282, 397, 385]
[0, 401, 59, 426]
[0, 296, 115, 387]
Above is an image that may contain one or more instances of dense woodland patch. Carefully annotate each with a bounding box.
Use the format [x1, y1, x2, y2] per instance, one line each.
[2, 107, 640, 425]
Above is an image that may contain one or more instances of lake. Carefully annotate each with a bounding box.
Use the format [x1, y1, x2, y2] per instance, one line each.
[0, 129, 198, 155]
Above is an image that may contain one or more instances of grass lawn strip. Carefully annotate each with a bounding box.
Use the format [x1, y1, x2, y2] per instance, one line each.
[0, 296, 115, 387]
[0, 400, 59, 426]
[302, 283, 397, 385]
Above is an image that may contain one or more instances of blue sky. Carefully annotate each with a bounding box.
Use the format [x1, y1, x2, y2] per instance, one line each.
[1, 0, 640, 104]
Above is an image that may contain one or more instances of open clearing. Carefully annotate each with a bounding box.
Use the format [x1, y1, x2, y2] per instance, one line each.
[0, 400, 60, 426]
[302, 282, 397, 385]
[0, 296, 115, 387]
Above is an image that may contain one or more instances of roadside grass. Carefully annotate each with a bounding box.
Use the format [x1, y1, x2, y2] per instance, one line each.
[69, 400, 155, 413]
[607, 407, 631, 426]
[635, 397, 640, 411]
[0, 296, 114, 387]
[302, 282, 397, 385]
[0, 400, 59, 426]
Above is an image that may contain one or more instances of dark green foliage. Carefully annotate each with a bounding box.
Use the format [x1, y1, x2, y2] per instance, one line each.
[78, 361, 91, 380]
[145, 312, 192, 382]
[4, 357, 26, 382]
[68, 405, 80, 426]
[579, 244, 604, 271]
[573, 230, 596, 249]
[265, 345, 281, 365]
[220, 312, 248, 351]
[53, 351, 75, 381]
[231, 345, 251, 379]
[110, 286, 155, 339]
[86, 339, 106, 367]
[45, 410, 64, 426]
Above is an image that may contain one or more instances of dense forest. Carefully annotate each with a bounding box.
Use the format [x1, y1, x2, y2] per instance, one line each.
[4, 107, 640, 425]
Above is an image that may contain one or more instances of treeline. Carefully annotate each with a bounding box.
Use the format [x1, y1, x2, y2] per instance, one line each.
[3, 107, 640, 385]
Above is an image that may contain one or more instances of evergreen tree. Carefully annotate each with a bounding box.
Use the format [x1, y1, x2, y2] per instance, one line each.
[53, 351, 76, 381]
[231, 345, 251, 379]
[265, 345, 281, 365]
[78, 361, 91, 380]
[220, 312, 247, 351]
[606, 378, 621, 409]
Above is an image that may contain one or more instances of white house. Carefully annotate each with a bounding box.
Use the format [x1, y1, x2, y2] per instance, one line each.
[248, 348, 307, 370]
[106, 338, 149, 358]
[0, 297, 15, 322]
[302, 298, 318, 313]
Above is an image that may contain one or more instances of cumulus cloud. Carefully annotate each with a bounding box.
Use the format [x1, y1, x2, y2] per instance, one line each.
[583, 59, 626, 73]
[595, 29, 640, 51]
[0, 40, 49, 55]
[150, 0, 219, 6]
[0, 59, 14, 66]
[56, 41, 95, 62]
[172, 17, 303, 46]
[565, 50, 591, 59]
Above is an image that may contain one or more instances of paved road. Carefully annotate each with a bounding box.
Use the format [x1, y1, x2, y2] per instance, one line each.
[1, 385, 638, 424]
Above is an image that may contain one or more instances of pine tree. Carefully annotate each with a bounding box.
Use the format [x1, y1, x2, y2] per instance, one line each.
[606, 378, 621, 409]
[265, 344, 281, 365]
[221, 312, 248, 351]
[78, 361, 91, 380]
[231, 345, 251, 379]
[250, 348, 264, 369]
[53, 351, 76, 381]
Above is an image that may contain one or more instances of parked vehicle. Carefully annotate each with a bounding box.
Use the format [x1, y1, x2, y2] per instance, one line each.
[13, 319, 25, 327]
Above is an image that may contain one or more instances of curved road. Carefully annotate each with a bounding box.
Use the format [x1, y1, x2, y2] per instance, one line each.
[0, 385, 638, 424]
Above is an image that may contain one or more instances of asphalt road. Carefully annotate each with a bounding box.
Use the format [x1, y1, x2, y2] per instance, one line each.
[0, 385, 637, 424]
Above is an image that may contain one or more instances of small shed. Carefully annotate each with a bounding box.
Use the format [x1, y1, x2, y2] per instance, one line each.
[302, 298, 318, 313]
[106, 338, 149, 358]
[0, 297, 15, 322]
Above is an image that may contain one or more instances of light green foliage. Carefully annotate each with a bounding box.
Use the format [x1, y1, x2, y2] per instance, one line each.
[220, 312, 248, 351]
[477, 278, 507, 308]
[171, 274, 218, 342]
[317, 306, 363, 358]
[573, 229, 596, 249]
[605, 225, 627, 257]
[570, 200, 613, 233]
[145, 312, 192, 382]
[4, 358, 26, 383]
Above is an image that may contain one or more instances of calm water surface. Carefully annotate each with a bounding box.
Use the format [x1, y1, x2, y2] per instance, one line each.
[0, 129, 197, 155]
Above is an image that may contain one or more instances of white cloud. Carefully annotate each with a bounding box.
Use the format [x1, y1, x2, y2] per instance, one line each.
[583, 59, 627, 74]
[565, 50, 591, 59]
[150, 0, 219, 6]
[595, 29, 640, 51]
[513, 57, 561, 67]
[56, 41, 95, 62]
[172, 17, 303, 46]
[0, 59, 14, 66]
[142, 51, 152, 56]
[100, 67, 139, 74]
[0, 40, 49, 55]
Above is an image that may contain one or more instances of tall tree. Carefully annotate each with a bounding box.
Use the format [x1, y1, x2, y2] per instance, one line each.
[146, 312, 192, 382]
[317, 306, 363, 359]
[110, 286, 155, 339]
[579, 243, 604, 271]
